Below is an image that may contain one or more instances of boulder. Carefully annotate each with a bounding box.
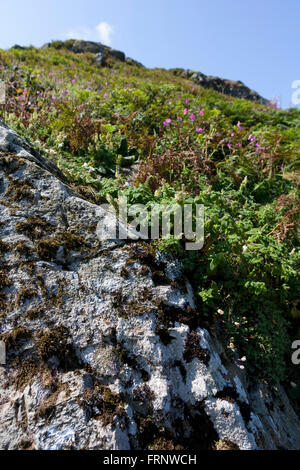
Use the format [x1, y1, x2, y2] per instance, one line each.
[109, 49, 126, 62]
[95, 51, 107, 66]
[173, 69, 268, 104]
[72, 40, 106, 55]
[126, 57, 144, 68]
[0, 121, 299, 450]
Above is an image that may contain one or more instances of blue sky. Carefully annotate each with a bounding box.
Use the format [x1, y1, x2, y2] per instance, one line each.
[0, 0, 299, 108]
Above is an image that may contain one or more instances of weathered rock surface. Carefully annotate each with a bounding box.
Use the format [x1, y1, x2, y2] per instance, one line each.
[0, 121, 299, 450]
[41, 40, 142, 68]
[171, 69, 268, 104]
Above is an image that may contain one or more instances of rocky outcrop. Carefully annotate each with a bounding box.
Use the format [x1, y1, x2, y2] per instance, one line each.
[40, 40, 266, 102]
[171, 69, 268, 104]
[0, 122, 299, 450]
[41, 40, 144, 68]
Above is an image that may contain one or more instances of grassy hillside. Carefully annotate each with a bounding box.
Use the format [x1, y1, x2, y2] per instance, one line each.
[0, 43, 299, 393]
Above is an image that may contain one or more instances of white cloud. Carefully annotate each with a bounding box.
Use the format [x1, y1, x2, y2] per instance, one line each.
[96, 22, 114, 46]
[65, 26, 94, 41]
[64, 22, 115, 46]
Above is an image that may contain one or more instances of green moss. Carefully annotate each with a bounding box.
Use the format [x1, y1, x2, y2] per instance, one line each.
[19, 439, 34, 450]
[0, 239, 9, 257]
[215, 439, 240, 450]
[155, 326, 175, 346]
[36, 237, 61, 261]
[139, 265, 150, 276]
[6, 178, 35, 202]
[77, 384, 127, 427]
[13, 240, 34, 258]
[16, 216, 53, 240]
[137, 417, 158, 449]
[16, 287, 38, 306]
[12, 358, 40, 390]
[0, 267, 11, 288]
[149, 438, 176, 450]
[36, 232, 86, 262]
[35, 325, 78, 369]
[35, 390, 59, 423]
[1, 327, 32, 350]
[183, 331, 210, 366]
[116, 344, 139, 369]
[120, 266, 129, 279]
[25, 307, 44, 320]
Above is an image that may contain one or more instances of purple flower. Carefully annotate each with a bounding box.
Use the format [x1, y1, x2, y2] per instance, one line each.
[185, 98, 189, 105]
[196, 128, 203, 133]
[199, 110, 204, 116]
[177, 116, 183, 121]
[190, 113, 195, 121]
[184, 108, 188, 115]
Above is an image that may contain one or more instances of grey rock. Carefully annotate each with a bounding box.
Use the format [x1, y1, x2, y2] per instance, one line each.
[0, 121, 299, 450]
[125, 57, 144, 68]
[109, 49, 126, 62]
[72, 40, 106, 55]
[173, 69, 268, 104]
[10, 45, 25, 50]
[95, 51, 107, 66]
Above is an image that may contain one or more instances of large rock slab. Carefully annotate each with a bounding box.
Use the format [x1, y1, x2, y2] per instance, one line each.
[0, 121, 299, 450]
[172, 69, 268, 104]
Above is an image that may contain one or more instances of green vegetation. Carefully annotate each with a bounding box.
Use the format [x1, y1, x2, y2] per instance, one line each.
[0, 42, 299, 387]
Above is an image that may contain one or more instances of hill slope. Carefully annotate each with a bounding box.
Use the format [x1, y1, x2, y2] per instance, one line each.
[0, 41, 299, 450]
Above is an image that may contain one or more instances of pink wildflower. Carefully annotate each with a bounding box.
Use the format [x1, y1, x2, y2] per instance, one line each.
[196, 128, 203, 133]
[190, 113, 195, 121]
